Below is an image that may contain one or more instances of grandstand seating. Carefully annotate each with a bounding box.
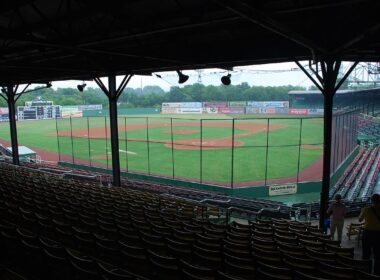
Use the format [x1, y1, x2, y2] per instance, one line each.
[0, 163, 379, 279]
[358, 114, 380, 143]
[329, 146, 380, 202]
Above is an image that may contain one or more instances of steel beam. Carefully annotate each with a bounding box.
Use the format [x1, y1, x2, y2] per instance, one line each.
[6, 86, 20, 165]
[108, 75, 121, 187]
[212, 0, 325, 53]
[94, 74, 132, 187]
[297, 59, 358, 229]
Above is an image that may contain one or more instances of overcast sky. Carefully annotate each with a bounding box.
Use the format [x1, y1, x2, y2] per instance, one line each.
[48, 62, 315, 91]
[29, 61, 361, 92]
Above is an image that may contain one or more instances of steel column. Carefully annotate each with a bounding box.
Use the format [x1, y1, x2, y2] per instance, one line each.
[6, 86, 19, 165]
[296, 59, 357, 230]
[108, 74, 121, 186]
[319, 60, 337, 230]
[94, 74, 132, 187]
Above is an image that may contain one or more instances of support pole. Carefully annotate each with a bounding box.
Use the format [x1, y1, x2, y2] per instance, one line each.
[296, 59, 357, 230]
[108, 74, 121, 186]
[320, 82, 334, 229]
[94, 74, 132, 186]
[6, 86, 19, 165]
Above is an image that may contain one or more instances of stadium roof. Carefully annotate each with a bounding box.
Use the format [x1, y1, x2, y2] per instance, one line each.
[0, 0, 379, 85]
[288, 87, 380, 95]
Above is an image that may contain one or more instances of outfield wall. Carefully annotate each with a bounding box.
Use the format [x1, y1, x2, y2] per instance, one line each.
[160, 101, 326, 115]
[83, 108, 160, 116]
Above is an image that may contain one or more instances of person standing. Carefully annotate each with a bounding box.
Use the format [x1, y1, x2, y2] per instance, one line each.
[326, 194, 347, 243]
[359, 193, 380, 275]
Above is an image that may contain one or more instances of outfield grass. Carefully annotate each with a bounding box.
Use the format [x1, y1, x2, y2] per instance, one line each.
[0, 114, 323, 185]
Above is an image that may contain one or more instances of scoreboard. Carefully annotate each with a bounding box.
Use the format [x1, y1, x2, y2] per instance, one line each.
[17, 100, 61, 120]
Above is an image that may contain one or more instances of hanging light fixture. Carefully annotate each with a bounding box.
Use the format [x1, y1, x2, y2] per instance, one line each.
[77, 82, 87, 92]
[221, 73, 231, 86]
[176, 70, 189, 84]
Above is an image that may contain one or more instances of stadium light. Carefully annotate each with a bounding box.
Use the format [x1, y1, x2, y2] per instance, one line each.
[176, 70, 189, 84]
[221, 73, 231, 85]
[77, 82, 87, 92]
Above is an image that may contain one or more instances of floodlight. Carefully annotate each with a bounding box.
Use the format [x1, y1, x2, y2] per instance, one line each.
[176, 70, 189, 84]
[77, 83, 87, 92]
[221, 74, 231, 85]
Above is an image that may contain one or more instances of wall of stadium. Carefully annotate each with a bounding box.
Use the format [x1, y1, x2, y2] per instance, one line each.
[59, 161, 323, 198]
[0, 108, 9, 122]
[83, 108, 160, 117]
[160, 101, 316, 115]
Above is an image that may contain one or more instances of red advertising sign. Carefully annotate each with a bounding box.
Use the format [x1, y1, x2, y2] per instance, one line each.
[218, 107, 232, 114]
[218, 107, 245, 114]
[289, 108, 308, 115]
[0, 108, 9, 114]
[265, 107, 276, 114]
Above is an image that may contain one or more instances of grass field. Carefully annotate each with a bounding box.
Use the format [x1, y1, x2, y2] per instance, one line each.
[0, 114, 324, 186]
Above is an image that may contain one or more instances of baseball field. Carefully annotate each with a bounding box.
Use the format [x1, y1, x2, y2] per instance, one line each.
[0, 114, 324, 187]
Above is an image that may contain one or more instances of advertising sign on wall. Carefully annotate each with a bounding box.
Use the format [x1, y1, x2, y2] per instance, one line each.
[269, 184, 297, 196]
[162, 103, 182, 108]
[247, 101, 289, 108]
[78, 104, 103, 111]
[179, 102, 202, 108]
[229, 101, 247, 107]
[308, 108, 324, 115]
[161, 107, 179, 114]
[218, 107, 245, 114]
[177, 108, 202, 114]
[246, 107, 263, 114]
[264, 107, 276, 114]
[0, 114, 9, 121]
[275, 107, 289, 114]
[62, 111, 82, 118]
[203, 107, 218, 114]
[162, 102, 202, 108]
[289, 108, 308, 115]
[0, 108, 9, 114]
[203, 102, 228, 108]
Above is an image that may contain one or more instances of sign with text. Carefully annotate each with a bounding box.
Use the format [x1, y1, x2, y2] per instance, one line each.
[289, 108, 308, 115]
[269, 184, 297, 196]
[203, 102, 228, 108]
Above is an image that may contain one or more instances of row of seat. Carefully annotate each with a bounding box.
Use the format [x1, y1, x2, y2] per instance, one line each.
[0, 163, 379, 279]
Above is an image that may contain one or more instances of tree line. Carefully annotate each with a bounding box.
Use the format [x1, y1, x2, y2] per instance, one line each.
[0, 83, 307, 109]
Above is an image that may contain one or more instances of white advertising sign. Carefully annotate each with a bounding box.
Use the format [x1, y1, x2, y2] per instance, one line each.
[269, 184, 297, 196]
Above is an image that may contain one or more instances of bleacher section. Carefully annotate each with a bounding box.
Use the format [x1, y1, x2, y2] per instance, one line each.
[1, 163, 379, 279]
[294, 146, 379, 221]
[358, 114, 380, 144]
[330, 146, 380, 201]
